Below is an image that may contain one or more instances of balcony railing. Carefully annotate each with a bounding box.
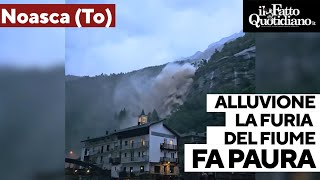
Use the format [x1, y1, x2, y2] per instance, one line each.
[89, 150, 100, 156]
[121, 156, 149, 163]
[130, 171, 150, 176]
[121, 141, 149, 150]
[160, 143, 177, 150]
[160, 157, 178, 163]
[109, 157, 121, 165]
[119, 171, 150, 178]
[88, 146, 120, 157]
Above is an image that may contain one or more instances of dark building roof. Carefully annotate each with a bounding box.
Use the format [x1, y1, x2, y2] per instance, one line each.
[118, 119, 161, 133]
[115, 120, 162, 138]
[81, 119, 180, 142]
[80, 133, 115, 143]
[163, 123, 180, 138]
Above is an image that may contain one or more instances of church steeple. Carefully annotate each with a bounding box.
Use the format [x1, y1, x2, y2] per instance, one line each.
[141, 109, 145, 116]
[138, 109, 148, 125]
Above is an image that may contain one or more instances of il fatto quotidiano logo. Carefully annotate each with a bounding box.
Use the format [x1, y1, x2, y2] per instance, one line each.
[248, 4, 316, 28]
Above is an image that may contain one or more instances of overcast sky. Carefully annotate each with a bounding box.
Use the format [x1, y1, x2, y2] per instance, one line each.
[0, 0, 65, 69]
[0, 0, 242, 75]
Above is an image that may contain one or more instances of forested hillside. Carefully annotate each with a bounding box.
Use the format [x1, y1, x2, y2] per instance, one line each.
[66, 65, 165, 153]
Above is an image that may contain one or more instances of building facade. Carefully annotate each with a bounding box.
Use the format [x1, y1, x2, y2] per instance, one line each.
[80, 113, 179, 179]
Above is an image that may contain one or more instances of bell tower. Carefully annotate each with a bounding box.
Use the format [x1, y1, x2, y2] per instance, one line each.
[138, 109, 148, 125]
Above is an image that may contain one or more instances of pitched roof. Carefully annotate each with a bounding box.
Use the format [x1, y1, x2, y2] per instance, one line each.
[81, 120, 164, 142]
[80, 133, 115, 143]
[115, 120, 164, 138]
[163, 123, 181, 138]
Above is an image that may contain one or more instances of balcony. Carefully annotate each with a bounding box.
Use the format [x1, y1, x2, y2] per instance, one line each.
[100, 147, 120, 155]
[160, 157, 178, 163]
[121, 156, 149, 163]
[89, 150, 100, 156]
[89, 146, 120, 157]
[121, 141, 149, 150]
[109, 157, 121, 165]
[160, 143, 177, 151]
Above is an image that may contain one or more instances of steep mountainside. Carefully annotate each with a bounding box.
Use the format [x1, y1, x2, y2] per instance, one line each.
[179, 31, 245, 62]
[66, 32, 255, 154]
[166, 33, 255, 133]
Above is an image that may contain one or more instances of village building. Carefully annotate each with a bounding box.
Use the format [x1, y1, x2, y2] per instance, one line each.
[80, 111, 179, 179]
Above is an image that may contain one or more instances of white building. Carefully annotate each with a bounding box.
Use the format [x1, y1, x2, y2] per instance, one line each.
[80, 112, 179, 179]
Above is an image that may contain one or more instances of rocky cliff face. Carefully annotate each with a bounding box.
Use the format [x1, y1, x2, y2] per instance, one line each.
[190, 40, 255, 97]
[166, 33, 255, 133]
[190, 47, 255, 95]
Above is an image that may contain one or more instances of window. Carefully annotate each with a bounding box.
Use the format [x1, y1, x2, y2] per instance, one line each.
[125, 141, 128, 146]
[107, 145, 110, 151]
[170, 139, 173, 145]
[140, 166, 144, 172]
[142, 151, 145, 156]
[124, 153, 127, 157]
[171, 153, 175, 158]
[123, 167, 126, 172]
[130, 167, 133, 173]
[170, 166, 174, 173]
[101, 146, 104, 153]
[154, 166, 160, 173]
[164, 138, 167, 144]
[164, 152, 167, 157]
[138, 152, 141, 157]
[100, 156, 103, 163]
[130, 140, 134, 147]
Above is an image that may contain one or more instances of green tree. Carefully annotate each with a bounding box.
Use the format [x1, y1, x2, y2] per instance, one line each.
[151, 109, 159, 122]
[118, 108, 127, 121]
[147, 112, 153, 122]
[140, 109, 145, 116]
